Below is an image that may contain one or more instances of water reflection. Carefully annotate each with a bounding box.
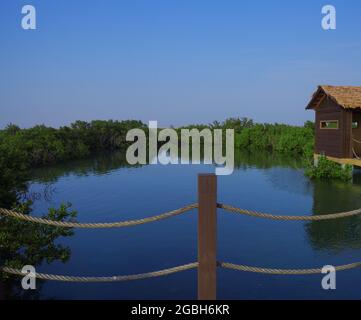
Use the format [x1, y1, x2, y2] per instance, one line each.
[0, 214, 75, 300]
[306, 178, 361, 252]
[233, 149, 304, 170]
[29, 151, 135, 184]
[30, 149, 304, 184]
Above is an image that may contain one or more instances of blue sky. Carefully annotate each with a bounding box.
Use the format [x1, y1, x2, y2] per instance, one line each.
[0, 0, 361, 128]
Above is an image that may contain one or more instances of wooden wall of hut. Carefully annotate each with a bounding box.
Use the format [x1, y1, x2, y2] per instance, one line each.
[315, 97, 352, 158]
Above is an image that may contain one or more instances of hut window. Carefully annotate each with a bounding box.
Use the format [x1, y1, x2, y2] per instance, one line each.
[320, 120, 339, 129]
[352, 121, 359, 129]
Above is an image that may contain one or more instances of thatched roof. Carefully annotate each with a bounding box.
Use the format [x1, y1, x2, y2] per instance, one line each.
[306, 85, 361, 110]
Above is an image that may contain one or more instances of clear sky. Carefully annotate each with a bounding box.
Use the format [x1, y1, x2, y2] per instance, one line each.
[0, 0, 361, 128]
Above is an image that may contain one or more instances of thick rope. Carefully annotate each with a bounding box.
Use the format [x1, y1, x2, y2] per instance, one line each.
[3, 202, 361, 226]
[1, 263, 198, 282]
[218, 203, 361, 221]
[3, 261, 361, 280]
[219, 261, 361, 275]
[0, 204, 197, 228]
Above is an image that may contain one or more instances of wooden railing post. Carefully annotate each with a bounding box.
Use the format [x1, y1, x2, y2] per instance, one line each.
[198, 174, 217, 300]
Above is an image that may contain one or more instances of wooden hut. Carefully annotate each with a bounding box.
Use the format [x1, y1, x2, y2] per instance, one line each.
[306, 85, 361, 167]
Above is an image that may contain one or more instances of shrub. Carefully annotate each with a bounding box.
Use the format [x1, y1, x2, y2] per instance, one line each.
[305, 155, 353, 181]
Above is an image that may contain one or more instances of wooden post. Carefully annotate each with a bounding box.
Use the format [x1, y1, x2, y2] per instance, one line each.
[313, 154, 319, 167]
[198, 174, 217, 300]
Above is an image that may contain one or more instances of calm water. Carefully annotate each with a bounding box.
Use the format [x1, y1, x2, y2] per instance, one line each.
[11, 151, 361, 299]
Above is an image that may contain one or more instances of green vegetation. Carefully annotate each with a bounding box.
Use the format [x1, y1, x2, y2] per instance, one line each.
[179, 117, 313, 156]
[305, 155, 353, 181]
[0, 202, 76, 274]
[0, 201, 77, 299]
[236, 121, 314, 157]
[179, 118, 352, 181]
[0, 120, 146, 167]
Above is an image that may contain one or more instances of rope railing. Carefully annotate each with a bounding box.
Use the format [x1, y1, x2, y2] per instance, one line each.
[3, 172, 361, 299]
[0, 204, 197, 228]
[218, 261, 361, 275]
[3, 260, 361, 282]
[1, 263, 198, 282]
[2, 202, 360, 228]
[218, 203, 361, 221]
